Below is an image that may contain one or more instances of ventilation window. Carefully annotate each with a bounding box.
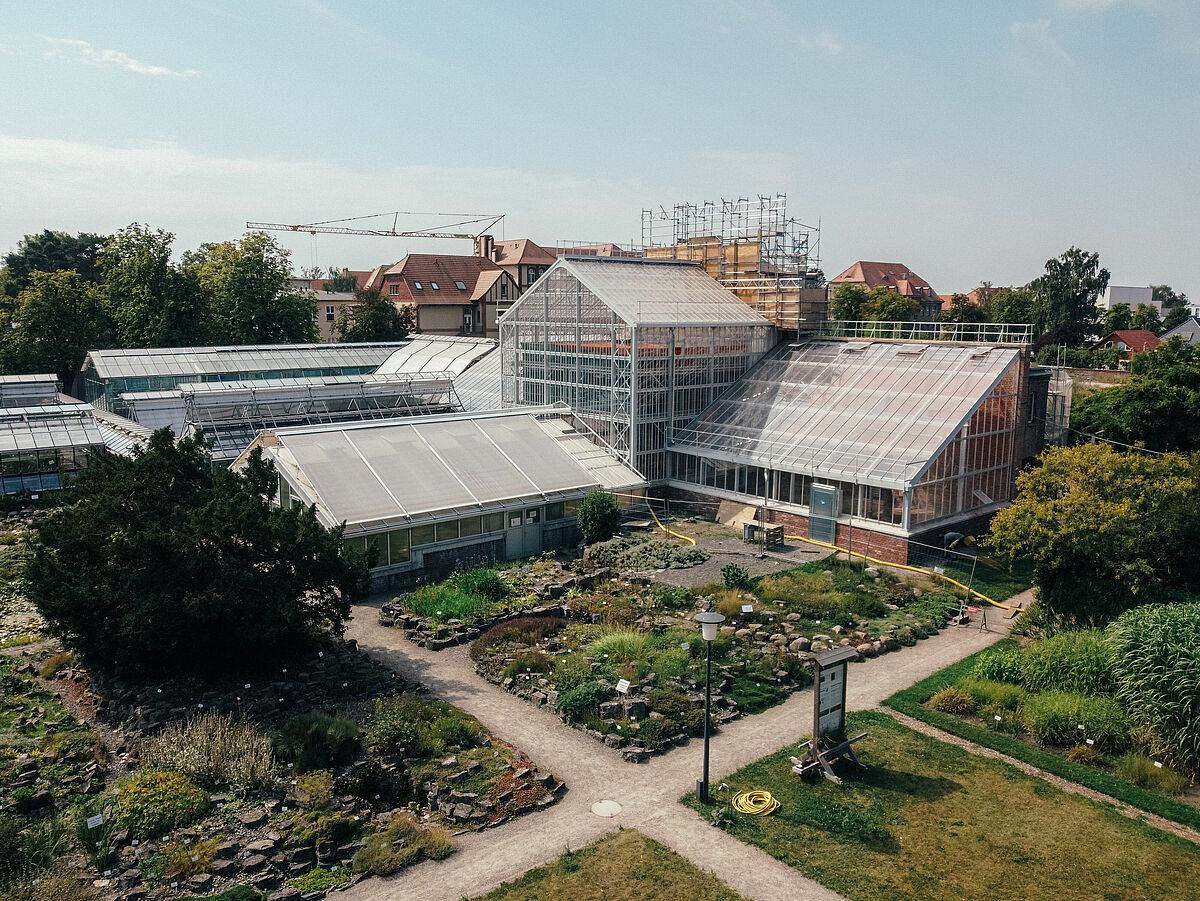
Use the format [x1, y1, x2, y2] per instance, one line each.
[413, 281, 423, 290]
[896, 345, 928, 356]
[455, 280, 467, 291]
[430, 281, 440, 290]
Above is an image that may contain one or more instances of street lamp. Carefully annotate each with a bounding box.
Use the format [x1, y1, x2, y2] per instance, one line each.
[694, 611, 726, 803]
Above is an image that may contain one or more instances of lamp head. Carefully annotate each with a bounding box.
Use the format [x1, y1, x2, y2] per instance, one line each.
[694, 611, 726, 642]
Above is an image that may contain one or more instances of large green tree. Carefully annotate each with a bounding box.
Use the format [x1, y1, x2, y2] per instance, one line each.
[0, 270, 115, 385]
[1071, 337, 1200, 451]
[2, 229, 109, 298]
[1131, 303, 1162, 334]
[336, 288, 415, 342]
[863, 285, 920, 322]
[989, 286, 1041, 326]
[322, 268, 359, 292]
[989, 443, 1200, 624]
[27, 430, 368, 678]
[1154, 284, 1190, 332]
[188, 232, 317, 344]
[1029, 246, 1109, 346]
[938, 292, 989, 324]
[830, 283, 867, 321]
[100, 223, 209, 348]
[1103, 303, 1133, 334]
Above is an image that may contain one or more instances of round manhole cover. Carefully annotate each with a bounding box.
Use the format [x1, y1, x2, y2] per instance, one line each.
[591, 799, 622, 818]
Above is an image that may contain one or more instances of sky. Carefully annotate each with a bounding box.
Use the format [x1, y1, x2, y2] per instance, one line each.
[1, 0, 1198, 298]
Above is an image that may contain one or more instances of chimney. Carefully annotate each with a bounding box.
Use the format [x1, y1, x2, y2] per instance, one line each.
[476, 234, 495, 261]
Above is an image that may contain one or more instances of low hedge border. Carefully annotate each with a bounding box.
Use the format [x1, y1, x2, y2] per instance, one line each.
[882, 639, 1200, 833]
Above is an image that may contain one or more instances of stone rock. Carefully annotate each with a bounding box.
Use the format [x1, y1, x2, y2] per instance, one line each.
[879, 635, 899, 651]
[788, 637, 811, 653]
[246, 839, 276, 853]
[236, 808, 268, 827]
[769, 633, 787, 645]
[621, 748, 650, 764]
[241, 853, 268, 871]
[187, 874, 213, 891]
[604, 733, 625, 748]
[856, 642, 877, 657]
[785, 612, 802, 622]
[269, 889, 302, 901]
[452, 803, 473, 821]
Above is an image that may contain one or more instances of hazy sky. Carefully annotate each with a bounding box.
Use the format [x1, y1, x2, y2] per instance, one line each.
[2, 0, 1197, 298]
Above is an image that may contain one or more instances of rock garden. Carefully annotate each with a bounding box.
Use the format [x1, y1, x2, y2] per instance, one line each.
[390, 550, 963, 761]
[1, 636, 562, 901]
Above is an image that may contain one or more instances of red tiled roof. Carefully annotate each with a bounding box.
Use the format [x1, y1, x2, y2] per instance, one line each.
[491, 239, 556, 267]
[829, 261, 941, 301]
[378, 254, 514, 306]
[1090, 330, 1162, 354]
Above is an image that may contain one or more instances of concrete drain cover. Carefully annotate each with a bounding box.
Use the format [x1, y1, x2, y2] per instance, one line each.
[591, 799, 622, 818]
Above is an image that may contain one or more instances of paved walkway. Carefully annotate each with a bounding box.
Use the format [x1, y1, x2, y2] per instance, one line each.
[340, 601, 1016, 901]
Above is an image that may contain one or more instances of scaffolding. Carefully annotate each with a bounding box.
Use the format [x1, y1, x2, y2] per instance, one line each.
[640, 194, 826, 331]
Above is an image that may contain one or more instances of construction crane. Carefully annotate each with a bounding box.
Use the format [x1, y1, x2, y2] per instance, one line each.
[245, 210, 504, 241]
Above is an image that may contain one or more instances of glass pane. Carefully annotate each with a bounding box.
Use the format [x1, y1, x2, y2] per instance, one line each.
[389, 529, 410, 563]
[545, 501, 566, 521]
[459, 516, 482, 537]
[482, 512, 504, 533]
[411, 524, 436, 547]
[435, 520, 459, 543]
[366, 533, 389, 567]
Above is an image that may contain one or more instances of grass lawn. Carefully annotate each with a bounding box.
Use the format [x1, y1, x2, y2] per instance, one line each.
[935, 554, 1032, 604]
[683, 710, 1200, 901]
[469, 829, 744, 901]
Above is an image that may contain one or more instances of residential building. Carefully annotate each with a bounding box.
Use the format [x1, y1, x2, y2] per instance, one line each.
[1162, 317, 1200, 345]
[1089, 329, 1162, 365]
[366, 254, 519, 338]
[829, 261, 942, 322]
[476, 236, 557, 293]
[1096, 285, 1161, 316]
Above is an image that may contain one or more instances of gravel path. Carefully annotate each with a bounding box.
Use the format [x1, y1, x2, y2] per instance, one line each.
[339, 600, 1014, 901]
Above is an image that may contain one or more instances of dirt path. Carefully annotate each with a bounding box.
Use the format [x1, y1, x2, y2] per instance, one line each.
[339, 601, 1013, 901]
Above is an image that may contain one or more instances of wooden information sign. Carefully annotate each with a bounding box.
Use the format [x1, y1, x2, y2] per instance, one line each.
[791, 646, 867, 784]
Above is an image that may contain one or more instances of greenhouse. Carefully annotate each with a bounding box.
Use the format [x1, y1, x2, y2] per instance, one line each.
[0, 374, 61, 408]
[374, 335, 496, 377]
[669, 339, 1026, 537]
[499, 257, 775, 481]
[236, 405, 644, 582]
[78, 341, 408, 415]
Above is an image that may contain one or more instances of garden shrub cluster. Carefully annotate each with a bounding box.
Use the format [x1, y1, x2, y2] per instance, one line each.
[403, 568, 516, 622]
[470, 617, 566, 660]
[350, 813, 456, 876]
[140, 712, 277, 793]
[111, 770, 209, 837]
[366, 693, 482, 758]
[585, 535, 709, 570]
[271, 710, 360, 773]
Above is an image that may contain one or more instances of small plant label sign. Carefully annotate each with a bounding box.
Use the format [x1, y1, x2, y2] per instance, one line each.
[933, 566, 945, 575]
[741, 604, 753, 613]
[1086, 738, 1095, 745]
[1155, 761, 1164, 768]
[680, 642, 690, 650]
[86, 814, 104, 829]
[615, 678, 631, 694]
[994, 715, 1002, 721]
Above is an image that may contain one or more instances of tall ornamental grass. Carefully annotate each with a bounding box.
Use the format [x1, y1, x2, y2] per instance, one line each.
[140, 713, 277, 793]
[1107, 603, 1200, 774]
[1021, 691, 1129, 751]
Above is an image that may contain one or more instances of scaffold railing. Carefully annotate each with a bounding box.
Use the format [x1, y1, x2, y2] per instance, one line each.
[818, 321, 1034, 346]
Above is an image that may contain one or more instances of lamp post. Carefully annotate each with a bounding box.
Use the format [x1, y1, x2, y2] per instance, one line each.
[694, 611, 726, 803]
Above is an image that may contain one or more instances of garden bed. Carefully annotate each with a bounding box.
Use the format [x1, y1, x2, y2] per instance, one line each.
[1, 640, 563, 901]
[466, 557, 954, 761]
[683, 710, 1200, 901]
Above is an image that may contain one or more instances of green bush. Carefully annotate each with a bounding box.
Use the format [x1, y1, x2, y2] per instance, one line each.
[178, 887, 265, 901]
[1116, 753, 1190, 796]
[955, 676, 1027, 712]
[454, 568, 508, 604]
[722, 563, 751, 590]
[432, 716, 480, 750]
[726, 677, 785, 714]
[972, 647, 1025, 685]
[350, 815, 456, 876]
[980, 702, 1024, 733]
[1021, 691, 1128, 750]
[333, 758, 411, 807]
[287, 867, 351, 892]
[502, 649, 556, 680]
[140, 712, 276, 793]
[1065, 743, 1107, 766]
[111, 770, 208, 837]
[1108, 602, 1200, 774]
[928, 687, 977, 716]
[1020, 629, 1114, 695]
[0, 812, 66, 881]
[551, 652, 595, 692]
[557, 681, 611, 719]
[589, 630, 649, 664]
[578, 492, 621, 545]
[366, 695, 437, 757]
[272, 711, 360, 773]
[470, 616, 565, 659]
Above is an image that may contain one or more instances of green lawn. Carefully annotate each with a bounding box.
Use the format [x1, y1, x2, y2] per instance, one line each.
[683, 710, 1200, 901]
[937, 554, 1032, 603]
[469, 829, 744, 901]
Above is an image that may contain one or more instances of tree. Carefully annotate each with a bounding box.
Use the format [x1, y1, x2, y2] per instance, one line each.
[938, 292, 989, 324]
[1154, 284, 1190, 332]
[3, 229, 109, 298]
[1104, 303, 1133, 334]
[1029, 247, 1109, 346]
[100, 223, 209, 348]
[577, 491, 621, 545]
[188, 232, 318, 345]
[1071, 337, 1200, 451]
[863, 285, 920, 322]
[989, 286, 1041, 325]
[26, 430, 369, 678]
[336, 288, 415, 342]
[1131, 302, 1162, 334]
[988, 443, 1200, 625]
[0, 270, 114, 385]
[830, 283, 868, 321]
[322, 268, 359, 292]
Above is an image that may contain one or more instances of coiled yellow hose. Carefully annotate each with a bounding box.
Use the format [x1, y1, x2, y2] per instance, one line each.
[732, 789, 780, 815]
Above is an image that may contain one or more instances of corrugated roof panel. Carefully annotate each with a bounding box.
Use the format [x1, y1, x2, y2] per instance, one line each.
[86, 342, 408, 381]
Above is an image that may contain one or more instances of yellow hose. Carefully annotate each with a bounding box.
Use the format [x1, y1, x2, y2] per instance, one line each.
[732, 790, 780, 815]
[775, 530, 1016, 611]
[648, 506, 697, 546]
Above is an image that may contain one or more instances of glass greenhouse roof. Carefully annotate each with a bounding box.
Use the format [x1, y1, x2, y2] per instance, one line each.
[375, 335, 497, 377]
[0, 406, 105, 454]
[671, 340, 1021, 489]
[85, 342, 407, 380]
[512, 257, 772, 327]
[256, 408, 643, 528]
[453, 349, 502, 412]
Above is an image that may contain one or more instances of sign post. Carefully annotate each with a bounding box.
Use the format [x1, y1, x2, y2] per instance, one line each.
[791, 646, 867, 784]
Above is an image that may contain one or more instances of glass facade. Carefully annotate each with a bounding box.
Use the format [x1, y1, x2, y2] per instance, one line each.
[500, 260, 774, 481]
